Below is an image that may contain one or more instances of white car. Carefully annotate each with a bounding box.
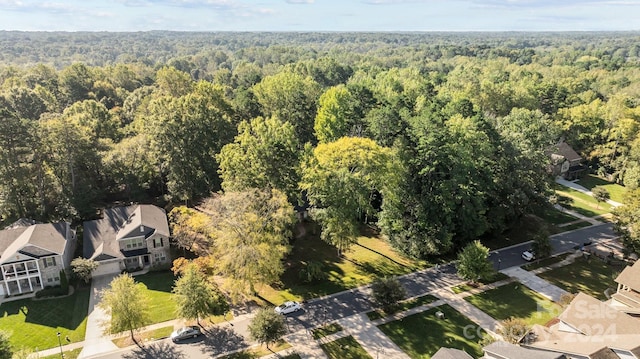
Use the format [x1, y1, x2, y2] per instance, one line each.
[275, 301, 302, 315]
[170, 326, 202, 342]
[522, 250, 535, 261]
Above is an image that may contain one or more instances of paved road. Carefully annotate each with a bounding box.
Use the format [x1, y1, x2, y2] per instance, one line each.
[87, 222, 618, 359]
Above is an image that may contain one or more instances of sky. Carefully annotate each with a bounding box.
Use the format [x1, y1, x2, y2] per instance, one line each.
[0, 0, 639, 32]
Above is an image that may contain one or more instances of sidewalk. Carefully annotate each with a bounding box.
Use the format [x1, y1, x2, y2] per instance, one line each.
[285, 329, 329, 359]
[338, 313, 410, 359]
[553, 204, 601, 225]
[433, 289, 502, 338]
[500, 267, 569, 302]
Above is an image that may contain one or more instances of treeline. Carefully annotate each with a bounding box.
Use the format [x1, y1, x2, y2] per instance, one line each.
[1, 32, 640, 259]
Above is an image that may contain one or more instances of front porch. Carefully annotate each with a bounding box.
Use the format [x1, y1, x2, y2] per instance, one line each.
[123, 253, 151, 272]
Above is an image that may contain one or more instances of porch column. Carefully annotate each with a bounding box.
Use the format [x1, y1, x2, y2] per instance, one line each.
[16, 277, 22, 294]
[35, 260, 43, 290]
[138, 256, 143, 267]
[5, 281, 10, 296]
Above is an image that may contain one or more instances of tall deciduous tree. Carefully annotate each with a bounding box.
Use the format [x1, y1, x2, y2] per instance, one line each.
[173, 264, 229, 326]
[592, 186, 610, 209]
[248, 308, 287, 349]
[99, 274, 150, 346]
[300, 137, 403, 254]
[456, 240, 494, 284]
[168, 206, 212, 254]
[201, 188, 295, 300]
[217, 116, 301, 201]
[613, 188, 640, 254]
[314, 85, 355, 143]
[371, 277, 406, 314]
[252, 70, 320, 144]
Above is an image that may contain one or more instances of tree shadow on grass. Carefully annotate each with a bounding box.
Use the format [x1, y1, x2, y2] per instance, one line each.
[122, 342, 185, 359]
[200, 326, 249, 357]
[135, 271, 175, 292]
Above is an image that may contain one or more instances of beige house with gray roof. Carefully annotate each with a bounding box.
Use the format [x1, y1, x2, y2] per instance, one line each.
[83, 204, 171, 277]
[608, 260, 640, 315]
[0, 220, 76, 298]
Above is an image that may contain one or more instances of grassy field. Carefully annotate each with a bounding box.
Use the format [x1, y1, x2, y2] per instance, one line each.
[367, 294, 438, 321]
[258, 224, 428, 304]
[0, 287, 89, 350]
[451, 272, 510, 294]
[378, 304, 485, 358]
[557, 221, 592, 232]
[555, 184, 614, 217]
[312, 323, 343, 339]
[522, 253, 571, 271]
[538, 257, 624, 300]
[577, 174, 627, 203]
[481, 214, 551, 251]
[135, 271, 178, 324]
[41, 348, 82, 359]
[320, 336, 372, 359]
[219, 340, 293, 358]
[112, 326, 173, 348]
[536, 206, 579, 225]
[465, 282, 561, 326]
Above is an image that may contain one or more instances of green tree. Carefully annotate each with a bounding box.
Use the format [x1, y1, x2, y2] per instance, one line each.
[71, 257, 98, 284]
[0, 330, 11, 359]
[201, 188, 295, 300]
[168, 206, 212, 254]
[613, 188, 640, 254]
[217, 116, 301, 201]
[371, 277, 407, 313]
[248, 308, 287, 350]
[300, 137, 403, 255]
[173, 264, 229, 326]
[532, 230, 552, 259]
[99, 274, 151, 346]
[592, 186, 610, 209]
[314, 85, 355, 143]
[456, 240, 494, 284]
[252, 70, 320, 144]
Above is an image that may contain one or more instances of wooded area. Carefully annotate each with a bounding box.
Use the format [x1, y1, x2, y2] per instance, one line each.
[1, 31, 640, 259]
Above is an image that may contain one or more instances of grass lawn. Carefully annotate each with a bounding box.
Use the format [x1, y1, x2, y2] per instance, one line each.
[134, 271, 178, 324]
[577, 174, 627, 203]
[112, 326, 173, 348]
[367, 294, 438, 321]
[451, 272, 510, 294]
[522, 253, 571, 271]
[312, 323, 343, 339]
[538, 257, 624, 300]
[320, 336, 372, 359]
[258, 224, 428, 304]
[219, 340, 292, 358]
[536, 206, 578, 225]
[379, 304, 484, 358]
[41, 348, 82, 359]
[464, 282, 561, 326]
[555, 184, 614, 217]
[0, 287, 89, 350]
[557, 221, 592, 232]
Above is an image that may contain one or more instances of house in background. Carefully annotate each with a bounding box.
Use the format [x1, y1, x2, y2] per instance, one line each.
[83, 204, 171, 277]
[548, 141, 587, 180]
[0, 220, 76, 298]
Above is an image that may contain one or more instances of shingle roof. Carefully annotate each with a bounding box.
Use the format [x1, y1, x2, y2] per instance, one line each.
[83, 204, 169, 261]
[483, 342, 564, 359]
[560, 293, 640, 335]
[0, 222, 69, 264]
[431, 348, 473, 359]
[615, 260, 640, 291]
[553, 142, 582, 162]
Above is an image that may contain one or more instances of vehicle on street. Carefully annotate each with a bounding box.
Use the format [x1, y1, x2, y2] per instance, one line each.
[170, 326, 202, 342]
[521, 250, 535, 261]
[275, 301, 302, 315]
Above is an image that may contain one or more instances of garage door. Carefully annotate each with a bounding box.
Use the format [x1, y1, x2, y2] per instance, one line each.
[92, 261, 122, 277]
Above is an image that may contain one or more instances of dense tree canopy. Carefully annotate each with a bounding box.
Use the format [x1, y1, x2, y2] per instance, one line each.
[1, 31, 639, 259]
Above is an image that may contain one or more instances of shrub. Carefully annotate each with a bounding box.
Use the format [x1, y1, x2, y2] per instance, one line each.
[371, 277, 406, 313]
[35, 286, 66, 298]
[60, 269, 69, 293]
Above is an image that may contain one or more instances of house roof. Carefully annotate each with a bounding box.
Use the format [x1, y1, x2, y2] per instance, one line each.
[483, 341, 564, 359]
[553, 142, 582, 162]
[431, 347, 473, 359]
[615, 260, 640, 290]
[83, 204, 169, 262]
[0, 222, 69, 264]
[4, 218, 38, 230]
[526, 293, 640, 357]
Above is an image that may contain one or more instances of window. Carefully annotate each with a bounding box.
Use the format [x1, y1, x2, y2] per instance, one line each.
[46, 275, 60, 283]
[44, 257, 56, 268]
[122, 238, 145, 250]
[153, 237, 164, 248]
[154, 252, 166, 263]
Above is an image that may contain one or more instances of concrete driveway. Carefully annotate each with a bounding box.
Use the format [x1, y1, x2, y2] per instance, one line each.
[78, 273, 119, 359]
